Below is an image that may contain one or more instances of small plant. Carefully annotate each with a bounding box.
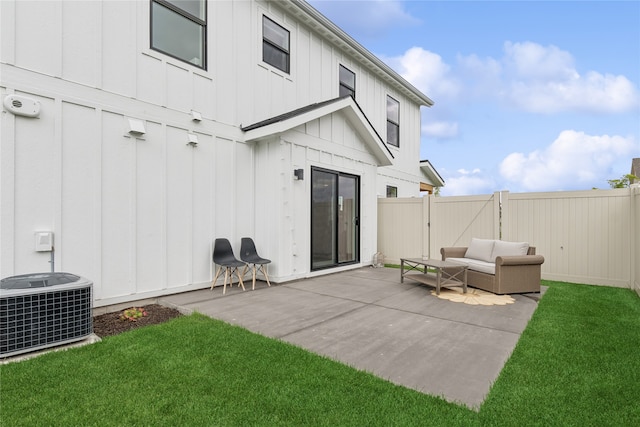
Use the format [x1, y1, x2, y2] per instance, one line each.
[120, 307, 148, 322]
[607, 173, 638, 188]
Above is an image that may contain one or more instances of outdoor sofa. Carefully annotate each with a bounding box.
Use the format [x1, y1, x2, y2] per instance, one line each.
[440, 238, 544, 294]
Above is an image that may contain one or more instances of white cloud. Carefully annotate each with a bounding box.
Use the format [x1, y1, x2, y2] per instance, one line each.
[382, 47, 461, 100]
[499, 130, 637, 191]
[386, 41, 637, 122]
[456, 53, 502, 96]
[503, 41, 578, 81]
[422, 121, 458, 139]
[383, 47, 462, 139]
[439, 168, 496, 196]
[458, 41, 639, 114]
[507, 70, 638, 114]
[309, 0, 419, 38]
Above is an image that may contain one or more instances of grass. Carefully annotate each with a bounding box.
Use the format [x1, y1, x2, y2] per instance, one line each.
[1, 281, 639, 426]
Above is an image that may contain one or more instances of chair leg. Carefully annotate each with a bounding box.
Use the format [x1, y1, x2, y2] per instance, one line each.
[241, 264, 249, 282]
[233, 267, 246, 291]
[212, 265, 223, 290]
[252, 265, 257, 290]
[223, 268, 230, 295]
[259, 265, 271, 287]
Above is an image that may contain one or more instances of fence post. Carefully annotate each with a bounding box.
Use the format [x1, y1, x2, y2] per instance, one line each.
[631, 184, 639, 295]
[496, 191, 507, 240]
[423, 195, 430, 259]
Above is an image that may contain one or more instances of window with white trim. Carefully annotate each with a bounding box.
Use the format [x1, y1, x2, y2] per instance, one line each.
[386, 95, 400, 147]
[339, 65, 355, 98]
[262, 16, 290, 73]
[151, 0, 206, 69]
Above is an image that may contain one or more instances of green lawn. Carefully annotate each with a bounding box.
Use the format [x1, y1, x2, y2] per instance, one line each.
[1, 281, 639, 426]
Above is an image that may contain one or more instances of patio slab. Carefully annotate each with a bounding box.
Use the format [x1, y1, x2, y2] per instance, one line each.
[161, 267, 543, 409]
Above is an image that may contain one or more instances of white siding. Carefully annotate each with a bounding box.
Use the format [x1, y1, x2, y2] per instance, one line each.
[62, 1, 101, 87]
[102, 1, 137, 97]
[60, 102, 100, 281]
[253, 112, 381, 281]
[1, 0, 432, 305]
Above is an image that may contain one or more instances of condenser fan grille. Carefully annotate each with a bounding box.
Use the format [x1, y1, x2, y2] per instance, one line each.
[0, 275, 93, 358]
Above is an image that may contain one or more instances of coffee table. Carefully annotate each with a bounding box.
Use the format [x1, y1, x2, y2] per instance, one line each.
[400, 258, 468, 295]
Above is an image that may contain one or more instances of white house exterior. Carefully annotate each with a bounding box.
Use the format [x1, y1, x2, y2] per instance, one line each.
[0, 0, 440, 307]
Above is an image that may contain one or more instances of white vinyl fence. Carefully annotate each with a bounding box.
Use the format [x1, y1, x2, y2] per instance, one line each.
[378, 186, 639, 293]
[634, 185, 640, 294]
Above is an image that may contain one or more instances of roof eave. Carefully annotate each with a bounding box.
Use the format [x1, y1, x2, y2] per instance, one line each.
[287, 0, 434, 107]
[243, 97, 394, 166]
[420, 159, 445, 187]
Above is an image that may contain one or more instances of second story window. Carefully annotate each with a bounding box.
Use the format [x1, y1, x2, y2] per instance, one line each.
[339, 65, 355, 98]
[387, 95, 400, 147]
[386, 186, 398, 198]
[263, 16, 290, 73]
[151, 0, 207, 69]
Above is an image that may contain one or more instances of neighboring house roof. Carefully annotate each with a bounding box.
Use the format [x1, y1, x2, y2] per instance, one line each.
[242, 96, 394, 166]
[420, 159, 445, 187]
[632, 158, 640, 183]
[285, 0, 434, 108]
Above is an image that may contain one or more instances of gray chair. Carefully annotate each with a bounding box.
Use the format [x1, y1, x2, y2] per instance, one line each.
[211, 238, 246, 294]
[240, 237, 271, 290]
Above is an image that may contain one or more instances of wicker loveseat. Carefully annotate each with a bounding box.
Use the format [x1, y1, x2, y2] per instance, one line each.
[440, 238, 544, 294]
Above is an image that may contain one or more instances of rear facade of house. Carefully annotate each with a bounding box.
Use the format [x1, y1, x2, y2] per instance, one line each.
[0, 0, 437, 307]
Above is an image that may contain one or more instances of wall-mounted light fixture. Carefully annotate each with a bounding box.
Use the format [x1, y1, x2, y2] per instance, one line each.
[125, 117, 146, 137]
[187, 133, 199, 146]
[294, 168, 304, 180]
[191, 110, 202, 122]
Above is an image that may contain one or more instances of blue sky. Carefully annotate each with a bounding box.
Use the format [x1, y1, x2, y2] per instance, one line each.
[308, 0, 640, 195]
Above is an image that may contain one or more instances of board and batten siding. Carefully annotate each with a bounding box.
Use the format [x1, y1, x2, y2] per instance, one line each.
[248, 1, 426, 191]
[0, 85, 252, 304]
[4, 0, 428, 194]
[251, 111, 380, 281]
[2, 0, 434, 305]
[5, 0, 425, 150]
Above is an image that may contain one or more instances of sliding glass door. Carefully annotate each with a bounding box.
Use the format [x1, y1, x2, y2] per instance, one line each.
[311, 167, 360, 270]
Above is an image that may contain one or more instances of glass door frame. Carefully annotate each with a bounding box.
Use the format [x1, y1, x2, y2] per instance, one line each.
[310, 167, 360, 271]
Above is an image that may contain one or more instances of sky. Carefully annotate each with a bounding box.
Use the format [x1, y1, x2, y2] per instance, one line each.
[308, 0, 640, 196]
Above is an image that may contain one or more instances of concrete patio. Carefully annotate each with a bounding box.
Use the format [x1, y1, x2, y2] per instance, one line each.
[161, 267, 543, 409]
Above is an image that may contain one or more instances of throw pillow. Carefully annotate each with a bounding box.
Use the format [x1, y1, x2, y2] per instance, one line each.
[464, 238, 495, 262]
[491, 240, 529, 259]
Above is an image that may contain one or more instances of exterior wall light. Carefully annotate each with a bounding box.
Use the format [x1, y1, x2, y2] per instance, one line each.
[187, 133, 199, 146]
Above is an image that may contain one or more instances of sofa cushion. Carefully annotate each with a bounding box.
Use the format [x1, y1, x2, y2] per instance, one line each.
[491, 240, 529, 259]
[464, 238, 495, 262]
[447, 257, 496, 275]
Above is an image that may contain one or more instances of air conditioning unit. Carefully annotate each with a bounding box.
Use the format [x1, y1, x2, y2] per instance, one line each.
[1, 272, 93, 358]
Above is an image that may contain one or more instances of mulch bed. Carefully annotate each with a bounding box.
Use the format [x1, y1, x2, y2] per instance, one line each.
[93, 304, 183, 338]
